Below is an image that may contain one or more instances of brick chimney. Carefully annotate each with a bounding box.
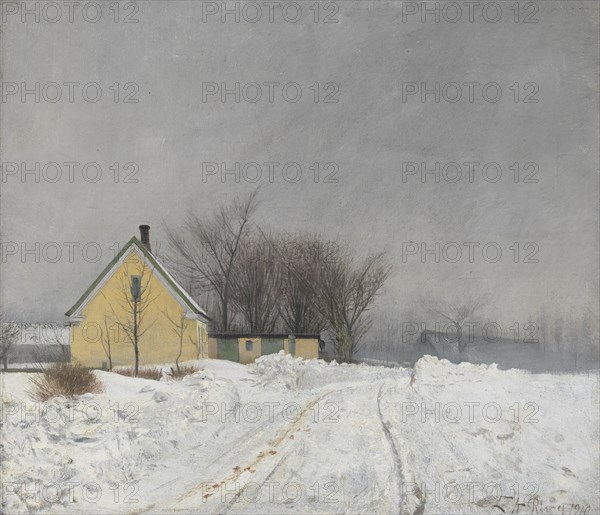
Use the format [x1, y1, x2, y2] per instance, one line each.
[139, 225, 151, 253]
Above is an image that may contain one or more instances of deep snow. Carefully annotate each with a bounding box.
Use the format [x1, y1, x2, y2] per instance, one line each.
[1, 354, 598, 514]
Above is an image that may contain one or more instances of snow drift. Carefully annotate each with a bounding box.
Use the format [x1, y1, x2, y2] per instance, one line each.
[1, 355, 597, 514]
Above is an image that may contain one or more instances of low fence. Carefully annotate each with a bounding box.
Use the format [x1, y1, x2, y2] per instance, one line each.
[354, 358, 405, 368]
[6, 345, 70, 365]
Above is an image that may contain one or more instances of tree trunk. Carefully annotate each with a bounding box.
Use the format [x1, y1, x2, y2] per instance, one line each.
[133, 300, 139, 376]
[456, 323, 465, 363]
[176, 335, 182, 373]
[336, 330, 354, 363]
[134, 344, 139, 376]
[222, 297, 228, 332]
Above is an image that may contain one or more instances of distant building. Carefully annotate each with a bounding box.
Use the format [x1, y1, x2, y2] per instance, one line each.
[410, 330, 565, 372]
[1, 322, 70, 366]
[208, 333, 320, 364]
[66, 226, 210, 369]
[10, 322, 69, 347]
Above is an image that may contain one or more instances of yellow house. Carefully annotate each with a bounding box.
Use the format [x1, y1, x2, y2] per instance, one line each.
[207, 333, 321, 364]
[66, 226, 210, 369]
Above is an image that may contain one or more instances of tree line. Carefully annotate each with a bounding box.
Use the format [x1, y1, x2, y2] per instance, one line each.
[163, 190, 392, 363]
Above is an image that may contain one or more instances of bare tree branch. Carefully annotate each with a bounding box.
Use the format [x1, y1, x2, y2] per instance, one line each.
[0, 313, 19, 370]
[282, 236, 392, 362]
[164, 189, 260, 331]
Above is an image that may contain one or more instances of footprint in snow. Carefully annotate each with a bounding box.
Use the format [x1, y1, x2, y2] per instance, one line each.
[496, 431, 515, 440]
[152, 392, 169, 402]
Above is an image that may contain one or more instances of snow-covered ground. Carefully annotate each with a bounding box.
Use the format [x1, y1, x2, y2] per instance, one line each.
[1, 354, 598, 514]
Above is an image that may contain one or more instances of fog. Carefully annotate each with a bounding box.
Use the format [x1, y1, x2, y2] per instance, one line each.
[1, 1, 598, 369]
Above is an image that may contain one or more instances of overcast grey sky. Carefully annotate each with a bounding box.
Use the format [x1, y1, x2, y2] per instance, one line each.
[1, 0, 598, 325]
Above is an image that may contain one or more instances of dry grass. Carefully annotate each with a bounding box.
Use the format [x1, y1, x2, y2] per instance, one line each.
[28, 362, 104, 401]
[168, 364, 201, 381]
[113, 366, 163, 381]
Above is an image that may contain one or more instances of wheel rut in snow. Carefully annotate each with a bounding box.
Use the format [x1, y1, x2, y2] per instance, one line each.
[376, 382, 425, 515]
[214, 387, 343, 514]
[170, 388, 342, 513]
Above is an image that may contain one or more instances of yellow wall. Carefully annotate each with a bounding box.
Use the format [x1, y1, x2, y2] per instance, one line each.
[294, 338, 319, 359]
[70, 251, 207, 368]
[207, 337, 218, 359]
[198, 324, 209, 359]
[238, 337, 261, 364]
[205, 335, 319, 363]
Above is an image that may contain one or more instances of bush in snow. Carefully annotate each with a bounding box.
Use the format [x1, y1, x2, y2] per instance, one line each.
[28, 362, 104, 401]
[114, 366, 163, 380]
[167, 363, 202, 381]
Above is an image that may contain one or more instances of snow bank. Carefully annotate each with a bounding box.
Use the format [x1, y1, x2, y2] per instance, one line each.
[1, 366, 239, 513]
[2, 356, 598, 514]
[250, 351, 407, 390]
[413, 354, 502, 382]
[385, 355, 600, 514]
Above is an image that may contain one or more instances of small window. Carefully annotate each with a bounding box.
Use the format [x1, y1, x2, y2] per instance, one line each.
[130, 276, 142, 301]
[245, 340, 253, 351]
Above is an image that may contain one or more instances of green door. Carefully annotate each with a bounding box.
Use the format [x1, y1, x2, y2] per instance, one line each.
[217, 338, 239, 362]
[261, 337, 284, 356]
[288, 335, 296, 356]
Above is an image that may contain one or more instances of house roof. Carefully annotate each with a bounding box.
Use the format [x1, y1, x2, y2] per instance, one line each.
[65, 236, 209, 320]
[419, 330, 538, 348]
[210, 333, 321, 339]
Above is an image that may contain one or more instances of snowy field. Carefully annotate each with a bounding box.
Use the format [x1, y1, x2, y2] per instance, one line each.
[1, 354, 598, 514]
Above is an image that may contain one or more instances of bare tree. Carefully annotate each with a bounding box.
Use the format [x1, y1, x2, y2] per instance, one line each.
[102, 262, 159, 376]
[368, 314, 403, 364]
[231, 230, 283, 333]
[99, 318, 114, 371]
[47, 324, 69, 360]
[422, 294, 489, 359]
[165, 189, 260, 332]
[162, 310, 194, 373]
[0, 314, 19, 371]
[275, 233, 329, 335]
[292, 239, 392, 363]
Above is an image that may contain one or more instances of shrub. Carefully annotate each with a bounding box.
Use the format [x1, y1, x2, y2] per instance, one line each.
[114, 366, 163, 381]
[168, 364, 201, 381]
[28, 362, 104, 401]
